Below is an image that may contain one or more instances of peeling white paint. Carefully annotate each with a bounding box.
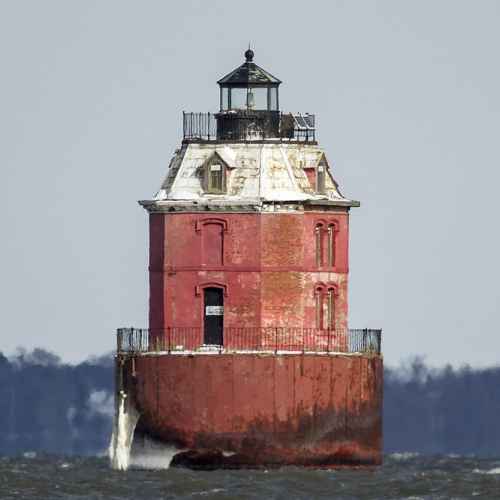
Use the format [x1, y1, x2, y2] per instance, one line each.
[149, 143, 355, 206]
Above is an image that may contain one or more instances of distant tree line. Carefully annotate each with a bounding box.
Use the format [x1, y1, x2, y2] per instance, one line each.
[0, 350, 499, 456]
[384, 358, 500, 456]
[0, 349, 113, 456]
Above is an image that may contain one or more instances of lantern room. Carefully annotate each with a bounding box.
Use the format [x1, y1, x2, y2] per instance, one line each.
[217, 48, 281, 111]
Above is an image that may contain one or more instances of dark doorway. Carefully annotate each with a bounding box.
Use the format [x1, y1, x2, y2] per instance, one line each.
[203, 287, 224, 345]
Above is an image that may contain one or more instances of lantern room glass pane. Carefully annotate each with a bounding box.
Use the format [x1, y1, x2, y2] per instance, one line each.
[226, 87, 270, 110]
[230, 88, 247, 110]
[221, 87, 229, 111]
[247, 88, 268, 110]
[269, 87, 279, 110]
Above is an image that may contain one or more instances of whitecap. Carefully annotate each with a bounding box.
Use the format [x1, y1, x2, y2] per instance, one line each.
[193, 489, 226, 497]
[473, 467, 500, 475]
[388, 452, 420, 461]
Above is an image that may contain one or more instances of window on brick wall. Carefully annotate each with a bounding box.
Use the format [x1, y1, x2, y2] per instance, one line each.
[326, 224, 336, 267]
[315, 223, 324, 267]
[326, 288, 335, 330]
[315, 285, 336, 330]
[315, 221, 337, 268]
[203, 222, 224, 265]
[196, 218, 228, 267]
[315, 289, 323, 329]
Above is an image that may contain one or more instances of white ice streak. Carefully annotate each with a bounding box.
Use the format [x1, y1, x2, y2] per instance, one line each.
[108, 394, 139, 471]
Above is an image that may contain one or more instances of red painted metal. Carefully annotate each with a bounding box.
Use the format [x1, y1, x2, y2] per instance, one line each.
[122, 354, 382, 467]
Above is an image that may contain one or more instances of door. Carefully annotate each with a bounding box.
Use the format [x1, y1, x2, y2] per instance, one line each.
[204, 287, 224, 345]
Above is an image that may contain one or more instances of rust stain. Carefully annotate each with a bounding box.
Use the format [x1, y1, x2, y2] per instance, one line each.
[124, 353, 382, 469]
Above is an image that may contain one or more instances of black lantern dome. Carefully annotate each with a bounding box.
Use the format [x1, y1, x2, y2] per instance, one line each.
[182, 49, 316, 143]
[217, 49, 281, 112]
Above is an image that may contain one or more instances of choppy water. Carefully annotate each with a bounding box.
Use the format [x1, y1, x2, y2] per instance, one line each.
[1, 453, 499, 499]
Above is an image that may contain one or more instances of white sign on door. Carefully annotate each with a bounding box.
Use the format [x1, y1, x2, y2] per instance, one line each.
[206, 306, 224, 316]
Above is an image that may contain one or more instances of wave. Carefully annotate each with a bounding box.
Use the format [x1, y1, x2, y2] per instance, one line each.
[388, 452, 420, 461]
[473, 467, 500, 475]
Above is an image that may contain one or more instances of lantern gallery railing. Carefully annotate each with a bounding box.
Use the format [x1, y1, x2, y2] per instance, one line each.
[116, 327, 382, 355]
[182, 111, 316, 142]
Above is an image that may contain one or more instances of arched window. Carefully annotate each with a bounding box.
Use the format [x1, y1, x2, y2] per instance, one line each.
[315, 221, 338, 268]
[327, 223, 336, 267]
[196, 218, 228, 267]
[315, 284, 337, 330]
[326, 287, 335, 330]
[203, 223, 224, 265]
[315, 223, 324, 267]
[315, 285, 324, 329]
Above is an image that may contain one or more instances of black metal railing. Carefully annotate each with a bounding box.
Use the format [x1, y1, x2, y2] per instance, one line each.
[182, 111, 316, 142]
[183, 112, 217, 140]
[116, 327, 381, 355]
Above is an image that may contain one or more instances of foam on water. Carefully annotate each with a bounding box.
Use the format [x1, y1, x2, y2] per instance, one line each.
[473, 467, 500, 474]
[108, 394, 139, 471]
[388, 452, 420, 461]
[130, 437, 185, 470]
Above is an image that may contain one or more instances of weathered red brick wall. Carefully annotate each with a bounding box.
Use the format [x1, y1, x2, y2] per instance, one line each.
[149, 214, 165, 331]
[149, 210, 350, 335]
[129, 353, 382, 466]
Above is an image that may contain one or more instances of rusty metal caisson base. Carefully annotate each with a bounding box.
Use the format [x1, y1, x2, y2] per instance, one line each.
[113, 49, 383, 470]
[118, 353, 382, 469]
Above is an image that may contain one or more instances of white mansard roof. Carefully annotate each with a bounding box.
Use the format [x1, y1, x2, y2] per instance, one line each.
[140, 143, 359, 210]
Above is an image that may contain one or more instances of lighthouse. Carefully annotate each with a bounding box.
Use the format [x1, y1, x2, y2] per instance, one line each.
[113, 49, 383, 469]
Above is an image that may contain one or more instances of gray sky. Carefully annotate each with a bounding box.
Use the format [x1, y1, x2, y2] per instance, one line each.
[1, 0, 499, 366]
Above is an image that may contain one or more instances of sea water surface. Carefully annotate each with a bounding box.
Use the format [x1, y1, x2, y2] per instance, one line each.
[1, 453, 499, 499]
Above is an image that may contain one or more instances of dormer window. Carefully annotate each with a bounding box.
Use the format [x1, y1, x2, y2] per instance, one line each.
[208, 163, 223, 192]
[303, 153, 330, 194]
[203, 152, 231, 194]
[317, 156, 327, 194]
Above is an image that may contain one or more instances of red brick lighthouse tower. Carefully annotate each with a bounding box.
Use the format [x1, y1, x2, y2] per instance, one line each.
[114, 49, 383, 469]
